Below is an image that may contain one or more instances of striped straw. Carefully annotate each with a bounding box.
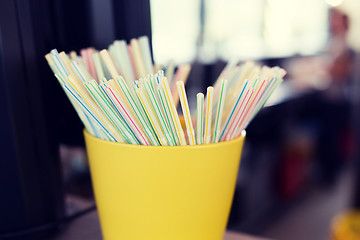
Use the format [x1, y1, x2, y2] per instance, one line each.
[114, 40, 135, 84]
[161, 76, 186, 145]
[138, 36, 154, 75]
[66, 75, 124, 141]
[102, 81, 150, 145]
[219, 79, 249, 141]
[53, 73, 97, 138]
[130, 38, 147, 78]
[142, 76, 175, 146]
[84, 80, 139, 144]
[196, 93, 204, 145]
[213, 79, 228, 143]
[100, 49, 119, 80]
[154, 74, 179, 145]
[177, 81, 196, 145]
[93, 52, 105, 82]
[61, 79, 118, 142]
[134, 81, 168, 146]
[224, 88, 254, 141]
[204, 86, 214, 144]
[114, 76, 160, 146]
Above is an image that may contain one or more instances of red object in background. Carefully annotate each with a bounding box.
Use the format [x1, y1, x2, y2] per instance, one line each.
[279, 150, 309, 200]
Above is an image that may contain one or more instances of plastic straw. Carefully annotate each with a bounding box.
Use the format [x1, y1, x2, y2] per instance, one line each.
[113, 40, 135, 84]
[196, 93, 204, 145]
[142, 76, 175, 146]
[224, 88, 254, 141]
[93, 52, 105, 82]
[138, 36, 154, 75]
[213, 79, 227, 143]
[171, 64, 191, 108]
[134, 81, 168, 145]
[84, 80, 138, 144]
[165, 60, 175, 86]
[204, 86, 214, 144]
[177, 81, 196, 145]
[100, 49, 119, 80]
[46, 44, 286, 145]
[103, 81, 150, 145]
[219, 79, 249, 141]
[130, 38, 147, 78]
[115, 76, 160, 146]
[161, 76, 186, 145]
[154, 74, 179, 145]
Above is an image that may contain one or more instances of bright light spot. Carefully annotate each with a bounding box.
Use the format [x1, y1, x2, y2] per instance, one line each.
[325, 0, 344, 7]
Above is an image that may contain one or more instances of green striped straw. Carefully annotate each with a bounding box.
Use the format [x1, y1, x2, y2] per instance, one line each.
[154, 73, 179, 145]
[114, 76, 160, 146]
[196, 93, 204, 145]
[160, 76, 186, 145]
[92, 52, 105, 81]
[84, 80, 139, 144]
[250, 77, 283, 121]
[134, 81, 168, 145]
[142, 76, 175, 146]
[213, 79, 228, 143]
[54, 73, 99, 138]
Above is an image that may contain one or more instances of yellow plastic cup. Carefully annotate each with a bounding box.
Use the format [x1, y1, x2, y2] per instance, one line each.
[84, 130, 246, 240]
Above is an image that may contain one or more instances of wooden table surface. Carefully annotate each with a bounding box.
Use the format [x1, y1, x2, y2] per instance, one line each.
[51, 196, 270, 240]
[52, 210, 269, 240]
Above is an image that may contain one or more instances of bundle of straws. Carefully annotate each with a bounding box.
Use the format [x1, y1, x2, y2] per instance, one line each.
[45, 36, 286, 146]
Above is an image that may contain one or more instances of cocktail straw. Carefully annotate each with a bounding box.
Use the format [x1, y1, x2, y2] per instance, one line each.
[154, 73, 179, 145]
[100, 49, 119, 80]
[138, 36, 154, 75]
[219, 79, 249, 141]
[85, 48, 97, 80]
[177, 81, 196, 145]
[84, 80, 139, 144]
[103, 80, 150, 145]
[50, 49, 68, 77]
[45, 54, 60, 76]
[171, 64, 191, 108]
[213, 79, 227, 143]
[196, 93, 204, 145]
[115, 76, 160, 146]
[134, 81, 168, 145]
[53, 73, 97, 138]
[69, 51, 77, 60]
[165, 60, 175, 86]
[59, 52, 77, 79]
[224, 88, 254, 141]
[93, 52, 105, 82]
[47, 41, 286, 146]
[60, 76, 119, 142]
[161, 76, 186, 145]
[204, 86, 214, 145]
[141, 76, 174, 146]
[130, 38, 147, 78]
[229, 80, 268, 140]
[98, 79, 145, 142]
[127, 45, 138, 80]
[66, 75, 123, 141]
[251, 76, 283, 121]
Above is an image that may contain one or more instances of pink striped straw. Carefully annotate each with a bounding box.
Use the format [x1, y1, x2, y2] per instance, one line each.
[80, 49, 90, 72]
[127, 45, 138, 80]
[237, 79, 269, 132]
[106, 85, 149, 146]
[86, 48, 97, 81]
[224, 89, 254, 141]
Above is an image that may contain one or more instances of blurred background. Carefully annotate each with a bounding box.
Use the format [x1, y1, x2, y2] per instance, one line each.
[0, 0, 359, 239]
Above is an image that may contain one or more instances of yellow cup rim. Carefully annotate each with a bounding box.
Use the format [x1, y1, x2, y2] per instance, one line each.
[83, 129, 246, 150]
